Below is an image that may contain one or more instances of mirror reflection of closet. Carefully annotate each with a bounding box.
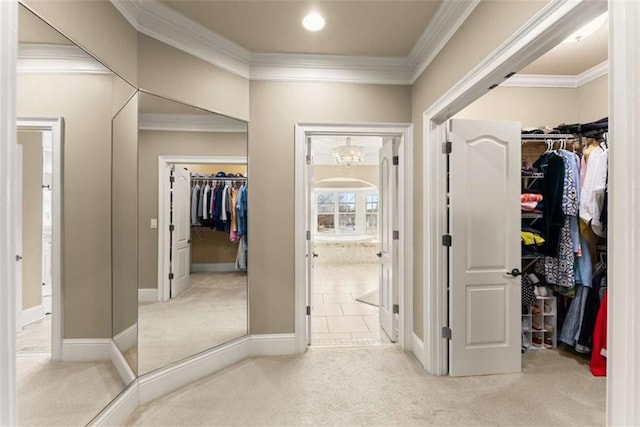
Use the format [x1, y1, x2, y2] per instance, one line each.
[15, 4, 137, 425]
[137, 92, 248, 375]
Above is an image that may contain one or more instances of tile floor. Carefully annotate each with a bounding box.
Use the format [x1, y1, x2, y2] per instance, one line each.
[312, 263, 391, 346]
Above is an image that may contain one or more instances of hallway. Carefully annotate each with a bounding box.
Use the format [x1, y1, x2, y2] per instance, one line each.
[126, 346, 605, 426]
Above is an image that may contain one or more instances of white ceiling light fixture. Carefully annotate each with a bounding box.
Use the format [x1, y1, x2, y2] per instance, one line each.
[334, 137, 364, 168]
[302, 12, 325, 32]
[563, 12, 608, 43]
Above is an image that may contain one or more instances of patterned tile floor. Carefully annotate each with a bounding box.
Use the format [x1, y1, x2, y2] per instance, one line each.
[311, 263, 392, 347]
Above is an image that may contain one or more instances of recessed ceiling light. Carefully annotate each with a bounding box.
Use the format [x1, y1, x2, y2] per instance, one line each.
[563, 12, 608, 43]
[303, 13, 325, 32]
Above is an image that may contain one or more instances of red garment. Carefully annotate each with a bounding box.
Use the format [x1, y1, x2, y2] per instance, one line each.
[590, 291, 607, 376]
[521, 193, 543, 203]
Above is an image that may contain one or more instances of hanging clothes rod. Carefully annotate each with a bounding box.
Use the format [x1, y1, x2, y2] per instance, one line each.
[521, 133, 575, 140]
[192, 176, 247, 181]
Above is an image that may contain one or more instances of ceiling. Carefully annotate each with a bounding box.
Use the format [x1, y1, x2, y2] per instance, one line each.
[160, 1, 440, 57]
[19, 6, 72, 45]
[521, 19, 608, 75]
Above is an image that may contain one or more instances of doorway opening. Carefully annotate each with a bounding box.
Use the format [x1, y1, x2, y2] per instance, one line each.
[295, 123, 413, 353]
[15, 117, 63, 361]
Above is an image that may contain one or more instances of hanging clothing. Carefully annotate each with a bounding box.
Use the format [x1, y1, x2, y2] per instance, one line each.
[579, 146, 608, 235]
[533, 152, 565, 257]
[590, 290, 608, 377]
[191, 183, 201, 226]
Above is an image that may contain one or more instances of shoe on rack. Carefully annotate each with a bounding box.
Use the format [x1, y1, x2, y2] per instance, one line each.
[544, 337, 553, 349]
[522, 318, 531, 331]
[544, 323, 554, 333]
[537, 286, 548, 297]
[532, 335, 543, 347]
[531, 319, 543, 331]
[522, 333, 530, 348]
[543, 302, 553, 314]
[531, 305, 542, 316]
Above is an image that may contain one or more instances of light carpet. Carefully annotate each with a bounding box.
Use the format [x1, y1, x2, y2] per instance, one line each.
[126, 346, 605, 426]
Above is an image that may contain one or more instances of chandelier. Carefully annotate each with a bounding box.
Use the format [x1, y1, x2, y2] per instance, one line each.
[333, 137, 364, 167]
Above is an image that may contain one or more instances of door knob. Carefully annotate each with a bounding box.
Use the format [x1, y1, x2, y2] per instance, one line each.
[507, 268, 522, 277]
[16, 255, 22, 261]
[313, 253, 319, 258]
[376, 252, 382, 258]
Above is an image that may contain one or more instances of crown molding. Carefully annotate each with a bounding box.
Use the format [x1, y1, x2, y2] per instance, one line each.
[139, 113, 248, 133]
[408, 0, 481, 83]
[111, 0, 476, 85]
[502, 60, 608, 88]
[18, 43, 112, 75]
[111, 0, 251, 78]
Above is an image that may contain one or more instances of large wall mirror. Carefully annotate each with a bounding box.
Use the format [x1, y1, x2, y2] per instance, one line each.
[137, 92, 249, 375]
[15, 3, 137, 425]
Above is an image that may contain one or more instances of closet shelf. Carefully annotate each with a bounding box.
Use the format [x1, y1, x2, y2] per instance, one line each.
[522, 173, 544, 179]
[521, 213, 543, 219]
[521, 133, 575, 140]
[522, 254, 544, 260]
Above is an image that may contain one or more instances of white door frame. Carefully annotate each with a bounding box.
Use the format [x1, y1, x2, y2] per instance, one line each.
[422, 0, 640, 424]
[16, 117, 64, 362]
[157, 155, 247, 303]
[294, 123, 413, 354]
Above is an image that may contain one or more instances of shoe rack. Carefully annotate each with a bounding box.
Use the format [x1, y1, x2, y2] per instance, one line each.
[522, 296, 557, 350]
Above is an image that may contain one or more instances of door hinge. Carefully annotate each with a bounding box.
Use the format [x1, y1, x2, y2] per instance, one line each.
[443, 140, 452, 154]
[393, 304, 399, 314]
[306, 306, 311, 315]
[306, 230, 311, 240]
[442, 326, 452, 340]
[169, 224, 175, 232]
[169, 176, 175, 183]
[442, 234, 452, 247]
[306, 154, 311, 165]
[393, 230, 400, 240]
[168, 273, 174, 280]
[392, 155, 399, 166]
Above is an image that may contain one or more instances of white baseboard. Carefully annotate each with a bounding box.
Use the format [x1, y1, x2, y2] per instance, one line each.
[61, 339, 112, 362]
[93, 334, 298, 425]
[191, 263, 236, 273]
[21, 304, 45, 327]
[113, 323, 137, 353]
[412, 332, 426, 369]
[110, 341, 136, 386]
[138, 336, 251, 405]
[88, 381, 139, 427]
[250, 333, 297, 356]
[138, 288, 158, 303]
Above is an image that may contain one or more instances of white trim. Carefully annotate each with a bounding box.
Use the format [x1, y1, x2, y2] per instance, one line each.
[294, 123, 413, 354]
[408, 0, 480, 82]
[503, 61, 609, 88]
[18, 43, 112, 75]
[422, 0, 607, 376]
[87, 382, 139, 427]
[249, 334, 296, 356]
[21, 305, 45, 327]
[60, 339, 112, 362]
[109, 340, 136, 385]
[0, 1, 18, 422]
[608, 1, 640, 424]
[157, 155, 247, 303]
[412, 333, 426, 368]
[111, 0, 251, 78]
[110, 0, 476, 85]
[16, 117, 64, 362]
[139, 113, 248, 133]
[191, 263, 236, 273]
[113, 323, 137, 353]
[138, 288, 158, 303]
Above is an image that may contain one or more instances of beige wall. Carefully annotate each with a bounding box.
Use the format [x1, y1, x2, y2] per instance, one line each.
[18, 130, 43, 311]
[455, 86, 578, 128]
[138, 130, 247, 290]
[112, 96, 139, 337]
[314, 165, 378, 187]
[249, 81, 411, 334]
[18, 74, 114, 339]
[411, 0, 549, 337]
[578, 74, 608, 123]
[21, 0, 138, 85]
[137, 34, 250, 122]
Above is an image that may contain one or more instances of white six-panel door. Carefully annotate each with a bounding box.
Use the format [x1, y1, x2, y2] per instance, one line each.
[379, 138, 397, 342]
[448, 119, 521, 376]
[170, 167, 191, 298]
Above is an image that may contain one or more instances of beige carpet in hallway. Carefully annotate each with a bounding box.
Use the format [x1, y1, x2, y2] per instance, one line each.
[126, 346, 605, 426]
